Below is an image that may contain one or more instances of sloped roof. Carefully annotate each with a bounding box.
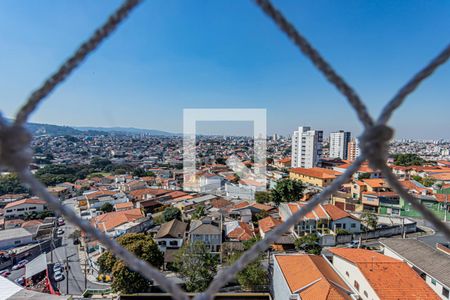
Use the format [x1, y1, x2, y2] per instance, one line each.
[329, 248, 440, 300]
[4, 198, 46, 209]
[258, 216, 282, 234]
[155, 219, 187, 239]
[275, 254, 352, 300]
[290, 167, 341, 179]
[91, 208, 143, 232]
[381, 238, 450, 288]
[323, 204, 357, 221]
[226, 222, 254, 241]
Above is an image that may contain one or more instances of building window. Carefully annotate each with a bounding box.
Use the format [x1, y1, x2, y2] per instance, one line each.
[6, 210, 12, 213]
[443, 287, 449, 299]
[431, 278, 436, 285]
[16, 208, 25, 211]
[169, 240, 178, 246]
[351, 223, 356, 228]
[345, 271, 349, 277]
[354, 280, 360, 291]
[28, 206, 36, 210]
[364, 291, 368, 298]
[14, 240, 21, 245]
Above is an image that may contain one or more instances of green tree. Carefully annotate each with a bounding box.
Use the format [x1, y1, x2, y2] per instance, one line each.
[227, 252, 268, 291]
[271, 178, 305, 206]
[175, 241, 218, 292]
[191, 205, 206, 220]
[393, 153, 425, 166]
[100, 202, 114, 213]
[0, 174, 29, 195]
[255, 191, 271, 204]
[358, 172, 371, 180]
[294, 234, 321, 255]
[132, 168, 146, 177]
[361, 211, 378, 230]
[97, 233, 163, 293]
[163, 207, 182, 222]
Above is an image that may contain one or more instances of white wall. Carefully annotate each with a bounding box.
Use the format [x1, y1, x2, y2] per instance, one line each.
[332, 255, 379, 300]
[383, 247, 448, 300]
[272, 256, 295, 300]
[332, 217, 361, 233]
[4, 203, 46, 219]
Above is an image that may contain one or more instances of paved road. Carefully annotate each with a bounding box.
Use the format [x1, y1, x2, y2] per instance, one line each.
[415, 218, 450, 247]
[48, 198, 108, 296]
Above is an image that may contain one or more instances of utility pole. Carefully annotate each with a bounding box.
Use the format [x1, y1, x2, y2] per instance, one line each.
[84, 261, 87, 291]
[64, 235, 69, 295]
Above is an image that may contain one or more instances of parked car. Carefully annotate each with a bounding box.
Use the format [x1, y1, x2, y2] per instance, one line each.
[57, 229, 64, 235]
[346, 240, 359, 248]
[12, 260, 28, 270]
[53, 263, 63, 273]
[57, 218, 65, 226]
[0, 270, 11, 277]
[54, 271, 64, 282]
[15, 277, 25, 286]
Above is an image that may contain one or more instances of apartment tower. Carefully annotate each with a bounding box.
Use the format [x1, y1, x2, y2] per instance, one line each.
[291, 126, 323, 168]
[329, 131, 351, 159]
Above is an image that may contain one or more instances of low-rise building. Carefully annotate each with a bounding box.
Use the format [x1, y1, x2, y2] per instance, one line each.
[289, 167, 342, 187]
[328, 248, 440, 300]
[381, 239, 450, 300]
[154, 219, 187, 252]
[0, 227, 33, 250]
[272, 254, 356, 300]
[3, 198, 47, 219]
[189, 217, 222, 253]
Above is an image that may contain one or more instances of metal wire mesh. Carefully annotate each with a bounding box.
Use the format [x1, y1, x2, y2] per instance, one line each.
[0, 0, 449, 299]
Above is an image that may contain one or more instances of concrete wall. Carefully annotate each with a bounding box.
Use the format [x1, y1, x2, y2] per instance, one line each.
[272, 256, 294, 300]
[383, 247, 448, 300]
[332, 255, 380, 300]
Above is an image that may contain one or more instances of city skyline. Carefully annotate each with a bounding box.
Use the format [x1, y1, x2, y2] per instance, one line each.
[0, 1, 449, 138]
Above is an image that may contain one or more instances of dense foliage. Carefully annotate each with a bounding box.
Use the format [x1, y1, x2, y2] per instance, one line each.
[0, 174, 29, 195]
[271, 178, 305, 206]
[97, 233, 163, 294]
[100, 202, 114, 213]
[361, 211, 378, 230]
[294, 233, 321, 255]
[175, 241, 218, 292]
[191, 205, 206, 220]
[393, 153, 426, 166]
[255, 191, 271, 204]
[162, 207, 182, 222]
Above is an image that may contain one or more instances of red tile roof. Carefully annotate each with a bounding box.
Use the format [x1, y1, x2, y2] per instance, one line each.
[275, 254, 352, 299]
[329, 248, 440, 300]
[290, 167, 342, 179]
[323, 204, 356, 221]
[91, 208, 143, 232]
[227, 222, 255, 241]
[4, 198, 46, 209]
[258, 216, 282, 234]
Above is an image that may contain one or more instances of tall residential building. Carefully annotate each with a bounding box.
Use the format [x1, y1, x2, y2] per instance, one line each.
[347, 138, 361, 161]
[329, 131, 351, 159]
[291, 126, 323, 168]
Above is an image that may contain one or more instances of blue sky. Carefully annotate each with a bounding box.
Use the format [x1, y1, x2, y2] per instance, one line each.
[0, 1, 449, 138]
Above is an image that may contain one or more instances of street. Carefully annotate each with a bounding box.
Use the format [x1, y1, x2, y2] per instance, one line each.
[47, 198, 108, 296]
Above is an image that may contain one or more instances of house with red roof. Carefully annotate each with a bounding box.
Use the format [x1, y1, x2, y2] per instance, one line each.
[273, 254, 357, 300]
[4, 198, 47, 219]
[279, 202, 361, 237]
[328, 248, 440, 300]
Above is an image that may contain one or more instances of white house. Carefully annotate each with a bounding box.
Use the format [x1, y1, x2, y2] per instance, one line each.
[3, 198, 47, 219]
[328, 248, 440, 300]
[0, 227, 33, 250]
[272, 253, 356, 300]
[154, 219, 187, 252]
[381, 239, 450, 300]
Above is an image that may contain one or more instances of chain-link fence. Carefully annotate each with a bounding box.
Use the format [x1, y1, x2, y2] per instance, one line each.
[0, 0, 449, 299]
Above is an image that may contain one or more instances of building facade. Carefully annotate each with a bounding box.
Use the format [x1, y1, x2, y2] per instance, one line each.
[347, 138, 361, 162]
[329, 131, 351, 160]
[291, 126, 323, 168]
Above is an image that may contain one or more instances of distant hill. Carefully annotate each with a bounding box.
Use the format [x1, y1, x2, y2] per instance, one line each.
[5, 119, 177, 136]
[74, 126, 178, 136]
